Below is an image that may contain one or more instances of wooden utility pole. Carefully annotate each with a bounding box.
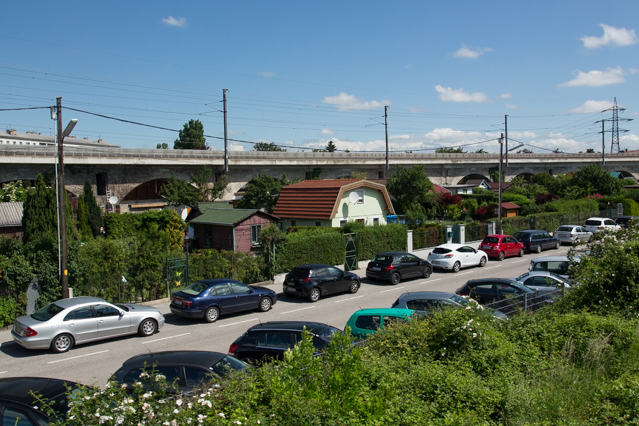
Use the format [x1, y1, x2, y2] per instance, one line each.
[56, 97, 69, 299]
[384, 106, 389, 176]
[223, 89, 229, 172]
[497, 133, 504, 235]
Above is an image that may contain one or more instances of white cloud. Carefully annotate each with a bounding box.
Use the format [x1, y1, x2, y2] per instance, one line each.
[320, 128, 335, 135]
[558, 67, 627, 87]
[581, 24, 638, 49]
[435, 85, 488, 103]
[621, 134, 639, 144]
[506, 104, 517, 110]
[229, 143, 245, 151]
[408, 106, 423, 113]
[258, 71, 275, 77]
[161, 16, 187, 27]
[570, 100, 615, 113]
[499, 93, 512, 99]
[323, 93, 390, 111]
[452, 45, 492, 59]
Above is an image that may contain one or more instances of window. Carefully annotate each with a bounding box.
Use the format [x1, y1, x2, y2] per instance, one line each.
[327, 267, 343, 277]
[312, 267, 329, 277]
[373, 217, 379, 225]
[378, 171, 384, 179]
[384, 316, 408, 327]
[184, 367, 211, 387]
[355, 315, 381, 331]
[340, 220, 347, 227]
[257, 332, 292, 348]
[305, 171, 312, 180]
[96, 173, 108, 196]
[230, 282, 252, 294]
[315, 221, 321, 227]
[250, 224, 262, 244]
[204, 226, 213, 248]
[94, 304, 120, 317]
[3, 408, 35, 426]
[291, 220, 296, 227]
[406, 299, 441, 311]
[213, 284, 232, 296]
[65, 306, 94, 321]
[355, 189, 364, 204]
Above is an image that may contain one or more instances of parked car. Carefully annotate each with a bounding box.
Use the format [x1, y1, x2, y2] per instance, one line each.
[478, 234, 525, 261]
[553, 225, 592, 245]
[0, 398, 50, 425]
[583, 217, 621, 234]
[284, 264, 360, 302]
[0, 377, 82, 419]
[615, 216, 639, 228]
[12, 296, 165, 353]
[113, 351, 248, 393]
[229, 321, 342, 364]
[455, 278, 549, 315]
[528, 256, 571, 279]
[345, 308, 414, 339]
[513, 230, 560, 253]
[426, 244, 488, 272]
[514, 271, 572, 297]
[366, 252, 432, 285]
[171, 279, 277, 323]
[390, 291, 508, 319]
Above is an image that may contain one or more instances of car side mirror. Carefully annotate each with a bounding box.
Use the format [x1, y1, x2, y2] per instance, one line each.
[119, 310, 125, 317]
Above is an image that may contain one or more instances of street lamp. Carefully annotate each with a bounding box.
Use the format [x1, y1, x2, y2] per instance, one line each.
[56, 96, 77, 299]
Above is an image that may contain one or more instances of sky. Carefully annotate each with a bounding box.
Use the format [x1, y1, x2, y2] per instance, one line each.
[1, 1, 638, 154]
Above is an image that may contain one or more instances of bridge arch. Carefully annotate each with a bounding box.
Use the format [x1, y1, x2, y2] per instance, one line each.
[457, 173, 491, 184]
[122, 178, 169, 202]
[612, 170, 637, 182]
[512, 172, 534, 182]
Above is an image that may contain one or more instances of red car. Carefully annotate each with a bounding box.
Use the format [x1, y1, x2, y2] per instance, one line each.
[478, 234, 525, 261]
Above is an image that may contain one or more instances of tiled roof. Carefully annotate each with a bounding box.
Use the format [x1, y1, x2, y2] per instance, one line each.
[432, 184, 450, 194]
[465, 179, 487, 186]
[487, 182, 512, 190]
[273, 179, 394, 220]
[0, 202, 23, 227]
[501, 202, 521, 209]
[189, 208, 276, 226]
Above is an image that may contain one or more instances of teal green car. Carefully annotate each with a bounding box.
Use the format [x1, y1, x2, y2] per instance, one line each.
[345, 308, 415, 339]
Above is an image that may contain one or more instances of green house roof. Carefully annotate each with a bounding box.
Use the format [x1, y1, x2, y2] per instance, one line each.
[189, 208, 259, 226]
[197, 202, 234, 210]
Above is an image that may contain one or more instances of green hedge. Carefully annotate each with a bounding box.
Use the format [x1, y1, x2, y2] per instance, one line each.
[498, 210, 601, 235]
[355, 223, 407, 260]
[276, 228, 345, 272]
[189, 249, 267, 284]
[104, 210, 176, 238]
[412, 225, 445, 249]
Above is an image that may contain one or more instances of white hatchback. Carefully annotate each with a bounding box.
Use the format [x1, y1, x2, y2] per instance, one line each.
[427, 243, 488, 273]
[583, 217, 620, 234]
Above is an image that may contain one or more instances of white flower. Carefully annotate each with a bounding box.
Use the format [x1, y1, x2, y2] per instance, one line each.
[473, 333, 477, 338]
[176, 399, 183, 406]
[465, 306, 471, 310]
[218, 413, 226, 418]
[173, 409, 180, 414]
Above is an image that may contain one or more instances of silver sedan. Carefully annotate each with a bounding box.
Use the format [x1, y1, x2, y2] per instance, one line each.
[12, 296, 165, 353]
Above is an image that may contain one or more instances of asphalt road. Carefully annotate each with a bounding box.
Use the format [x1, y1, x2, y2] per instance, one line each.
[0, 244, 571, 387]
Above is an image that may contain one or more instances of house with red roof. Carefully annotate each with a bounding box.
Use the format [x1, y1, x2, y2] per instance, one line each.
[273, 179, 395, 228]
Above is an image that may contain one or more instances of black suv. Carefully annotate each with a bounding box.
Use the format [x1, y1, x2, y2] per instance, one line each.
[284, 264, 360, 302]
[615, 216, 639, 228]
[366, 252, 432, 285]
[229, 321, 342, 364]
[513, 230, 560, 253]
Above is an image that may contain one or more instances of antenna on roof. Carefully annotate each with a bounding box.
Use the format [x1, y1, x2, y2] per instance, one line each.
[353, 296, 364, 311]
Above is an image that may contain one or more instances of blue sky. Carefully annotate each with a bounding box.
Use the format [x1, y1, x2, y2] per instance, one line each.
[1, 1, 638, 154]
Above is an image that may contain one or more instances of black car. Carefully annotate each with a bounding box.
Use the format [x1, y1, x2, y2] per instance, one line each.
[366, 252, 432, 285]
[229, 321, 342, 364]
[455, 278, 548, 315]
[615, 216, 639, 228]
[284, 264, 360, 302]
[512, 230, 560, 253]
[113, 351, 249, 393]
[170, 279, 277, 323]
[0, 376, 82, 421]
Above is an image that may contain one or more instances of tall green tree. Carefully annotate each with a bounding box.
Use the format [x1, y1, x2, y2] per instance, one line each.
[326, 140, 337, 152]
[21, 175, 57, 244]
[253, 142, 286, 151]
[386, 165, 434, 213]
[82, 181, 103, 237]
[571, 164, 623, 196]
[174, 119, 207, 150]
[238, 173, 295, 212]
[161, 168, 227, 208]
[76, 196, 92, 239]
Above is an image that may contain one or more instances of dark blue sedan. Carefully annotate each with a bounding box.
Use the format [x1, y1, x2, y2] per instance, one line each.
[170, 279, 277, 323]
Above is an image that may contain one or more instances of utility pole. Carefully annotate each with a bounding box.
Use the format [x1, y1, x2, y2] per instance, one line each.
[596, 119, 605, 166]
[504, 115, 509, 169]
[56, 97, 69, 299]
[601, 98, 632, 154]
[223, 89, 228, 172]
[498, 133, 504, 235]
[384, 106, 389, 177]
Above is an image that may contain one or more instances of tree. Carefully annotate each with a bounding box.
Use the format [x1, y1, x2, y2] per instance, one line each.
[156, 143, 169, 149]
[474, 148, 487, 154]
[253, 142, 286, 152]
[21, 175, 57, 244]
[165, 211, 186, 251]
[436, 147, 466, 153]
[570, 164, 623, 196]
[190, 168, 227, 202]
[586, 148, 595, 153]
[0, 181, 28, 202]
[386, 165, 434, 213]
[76, 196, 93, 239]
[82, 181, 103, 237]
[238, 173, 295, 212]
[326, 141, 337, 152]
[161, 168, 227, 208]
[174, 119, 207, 150]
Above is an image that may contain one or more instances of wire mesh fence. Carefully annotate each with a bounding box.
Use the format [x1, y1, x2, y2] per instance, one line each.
[482, 288, 564, 317]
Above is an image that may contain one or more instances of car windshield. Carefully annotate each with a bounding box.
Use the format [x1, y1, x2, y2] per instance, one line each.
[515, 272, 531, 281]
[549, 273, 572, 285]
[483, 237, 499, 244]
[372, 255, 393, 263]
[317, 326, 342, 340]
[31, 303, 65, 321]
[433, 248, 452, 254]
[449, 295, 470, 305]
[211, 355, 248, 376]
[181, 281, 211, 296]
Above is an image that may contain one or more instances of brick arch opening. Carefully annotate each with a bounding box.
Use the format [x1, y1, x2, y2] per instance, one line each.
[612, 170, 637, 183]
[513, 172, 534, 182]
[122, 179, 169, 201]
[457, 173, 491, 184]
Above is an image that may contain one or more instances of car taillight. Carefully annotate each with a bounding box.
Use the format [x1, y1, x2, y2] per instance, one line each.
[428, 252, 432, 256]
[384, 265, 395, 272]
[367, 262, 372, 269]
[228, 343, 238, 355]
[182, 300, 193, 307]
[444, 254, 454, 258]
[598, 226, 603, 229]
[570, 233, 575, 237]
[23, 327, 37, 337]
[301, 278, 312, 283]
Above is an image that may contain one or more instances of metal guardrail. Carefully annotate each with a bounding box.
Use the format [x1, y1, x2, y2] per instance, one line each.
[482, 288, 564, 316]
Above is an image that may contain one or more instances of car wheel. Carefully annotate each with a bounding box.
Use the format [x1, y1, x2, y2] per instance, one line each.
[391, 272, 401, 285]
[518, 248, 524, 257]
[138, 319, 157, 337]
[452, 261, 461, 273]
[479, 257, 487, 267]
[498, 251, 505, 261]
[258, 297, 272, 312]
[535, 245, 542, 253]
[204, 306, 220, 323]
[309, 287, 321, 302]
[554, 241, 560, 249]
[51, 334, 74, 353]
[348, 279, 360, 294]
[423, 267, 431, 279]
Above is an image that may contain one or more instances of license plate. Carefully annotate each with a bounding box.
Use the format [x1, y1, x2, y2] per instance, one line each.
[433, 261, 441, 265]
[371, 267, 381, 271]
[173, 299, 183, 306]
[286, 286, 296, 291]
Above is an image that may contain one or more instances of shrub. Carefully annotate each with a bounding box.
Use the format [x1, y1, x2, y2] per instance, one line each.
[276, 228, 345, 272]
[535, 193, 559, 204]
[190, 249, 266, 284]
[356, 223, 406, 260]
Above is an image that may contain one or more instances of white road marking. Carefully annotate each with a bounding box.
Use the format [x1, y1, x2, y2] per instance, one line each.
[218, 318, 260, 328]
[509, 260, 529, 264]
[141, 332, 191, 344]
[335, 296, 364, 303]
[485, 265, 503, 268]
[380, 286, 406, 293]
[280, 306, 316, 315]
[0, 371, 7, 375]
[47, 350, 109, 364]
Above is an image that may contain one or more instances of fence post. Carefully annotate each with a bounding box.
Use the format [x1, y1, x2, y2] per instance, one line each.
[407, 229, 413, 253]
[445, 225, 453, 244]
[458, 224, 465, 244]
[524, 293, 528, 312]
